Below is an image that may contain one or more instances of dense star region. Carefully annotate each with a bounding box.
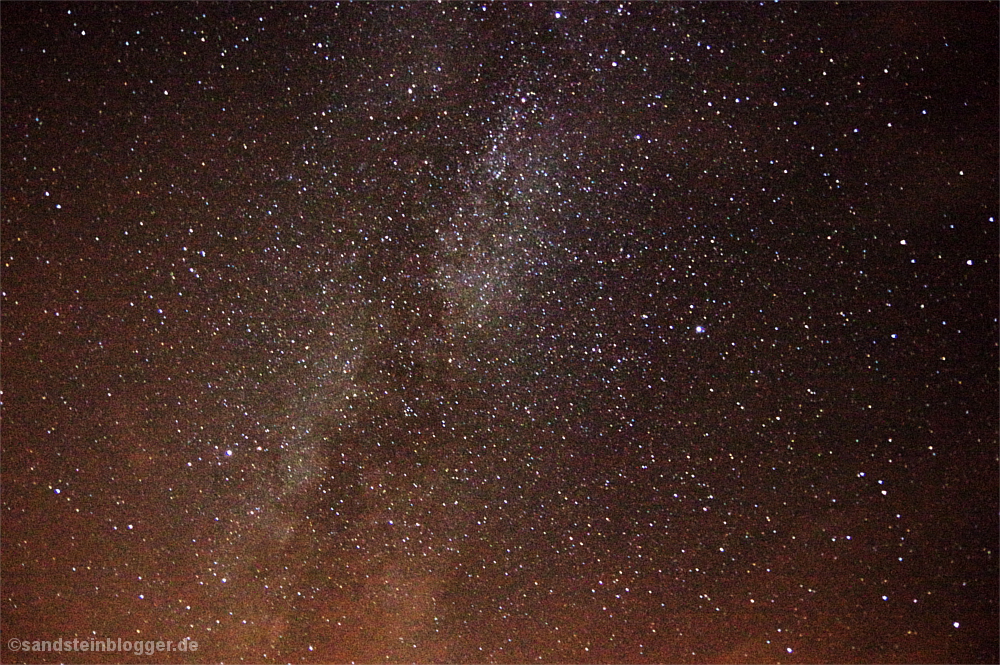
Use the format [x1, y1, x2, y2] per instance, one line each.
[2, 3, 997, 663]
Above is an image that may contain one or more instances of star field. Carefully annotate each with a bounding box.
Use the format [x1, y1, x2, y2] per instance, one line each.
[2, 3, 997, 663]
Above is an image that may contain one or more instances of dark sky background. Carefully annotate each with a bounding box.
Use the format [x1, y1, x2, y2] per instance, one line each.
[2, 2, 997, 663]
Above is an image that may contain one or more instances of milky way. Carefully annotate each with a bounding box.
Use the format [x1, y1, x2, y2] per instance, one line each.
[2, 3, 997, 663]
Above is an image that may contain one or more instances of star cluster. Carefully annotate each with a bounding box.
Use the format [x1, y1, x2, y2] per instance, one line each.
[2, 3, 997, 663]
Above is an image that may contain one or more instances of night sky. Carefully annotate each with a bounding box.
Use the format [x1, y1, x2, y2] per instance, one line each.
[2, 2, 998, 663]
